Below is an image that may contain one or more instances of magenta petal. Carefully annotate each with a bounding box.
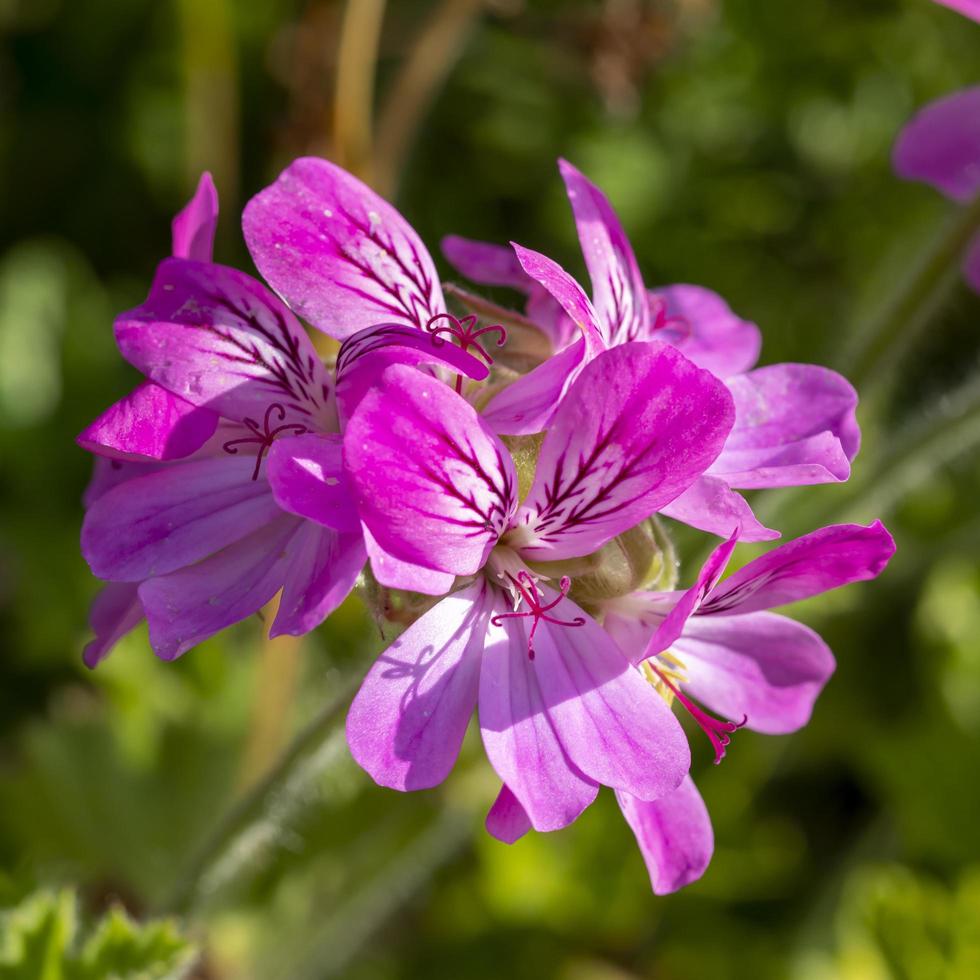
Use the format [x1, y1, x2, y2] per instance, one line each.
[528, 592, 690, 801]
[559, 158, 650, 346]
[933, 0, 980, 20]
[77, 381, 218, 462]
[82, 457, 162, 508]
[441, 235, 533, 289]
[266, 433, 360, 532]
[81, 456, 281, 581]
[486, 784, 532, 844]
[616, 776, 713, 895]
[517, 342, 735, 561]
[82, 582, 145, 669]
[893, 87, 980, 203]
[642, 530, 740, 661]
[963, 232, 980, 293]
[243, 157, 444, 338]
[674, 612, 835, 735]
[362, 526, 455, 596]
[171, 172, 219, 262]
[271, 524, 365, 636]
[701, 521, 897, 616]
[115, 258, 334, 430]
[511, 244, 606, 356]
[712, 364, 859, 489]
[344, 364, 517, 577]
[479, 611, 599, 831]
[659, 475, 780, 543]
[346, 580, 491, 790]
[482, 339, 588, 436]
[647, 285, 761, 378]
[139, 516, 301, 660]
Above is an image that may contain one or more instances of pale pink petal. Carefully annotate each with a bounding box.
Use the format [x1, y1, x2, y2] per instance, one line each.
[139, 515, 301, 660]
[647, 285, 761, 378]
[616, 777, 713, 895]
[479, 609, 599, 832]
[559, 159, 650, 346]
[344, 364, 518, 577]
[701, 521, 896, 616]
[266, 433, 360, 532]
[893, 87, 980, 203]
[81, 456, 281, 581]
[115, 258, 334, 431]
[481, 339, 588, 436]
[77, 381, 218, 462]
[346, 580, 492, 790]
[674, 611, 835, 735]
[441, 235, 532, 289]
[243, 157, 444, 338]
[361, 525, 455, 597]
[171, 172, 219, 262]
[528, 589, 690, 801]
[659, 475, 780, 543]
[933, 0, 980, 22]
[82, 582, 144, 669]
[516, 342, 734, 561]
[271, 524, 366, 636]
[711, 364, 859, 488]
[486, 784, 532, 844]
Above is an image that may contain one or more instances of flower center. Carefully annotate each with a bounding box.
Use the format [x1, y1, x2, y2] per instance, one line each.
[490, 571, 585, 660]
[222, 402, 308, 481]
[649, 295, 692, 343]
[643, 655, 746, 764]
[424, 313, 507, 393]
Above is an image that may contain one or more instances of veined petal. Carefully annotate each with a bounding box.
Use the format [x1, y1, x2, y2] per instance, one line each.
[659, 475, 780, 543]
[441, 235, 533, 289]
[171, 172, 219, 262]
[647, 285, 761, 378]
[362, 525, 456, 596]
[115, 258, 334, 430]
[515, 342, 735, 561]
[712, 364, 859, 488]
[77, 381, 218, 462]
[482, 339, 588, 436]
[479, 608, 599, 832]
[243, 156, 444, 338]
[700, 521, 896, 616]
[559, 158, 650, 346]
[616, 777, 713, 895]
[528, 589, 691, 800]
[82, 582, 145, 669]
[485, 784, 533, 844]
[674, 611, 835, 735]
[511, 244, 606, 356]
[266, 433, 360, 532]
[81, 456, 281, 581]
[344, 364, 518, 577]
[139, 515, 301, 660]
[271, 524, 365, 637]
[893, 87, 980, 203]
[346, 580, 492, 790]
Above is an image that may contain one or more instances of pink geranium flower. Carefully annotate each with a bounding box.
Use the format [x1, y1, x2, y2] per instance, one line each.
[342, 337, 736, 831]
[444, 160, 861, 542]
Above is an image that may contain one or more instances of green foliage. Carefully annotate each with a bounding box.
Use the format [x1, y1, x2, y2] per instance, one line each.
[0, 890, 195, 980]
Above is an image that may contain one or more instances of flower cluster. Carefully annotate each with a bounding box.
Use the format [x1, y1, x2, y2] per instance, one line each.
[78, 156, 894, 893]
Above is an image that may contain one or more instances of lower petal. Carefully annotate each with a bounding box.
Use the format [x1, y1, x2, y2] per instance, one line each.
[659, 476, 779, 542]
[486, 784, 532, 844]
[616, 776, 713, 895]
[82, 582, 145, 669]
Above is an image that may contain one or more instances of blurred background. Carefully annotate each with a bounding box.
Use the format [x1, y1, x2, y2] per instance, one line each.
[2, 0, 980, 976]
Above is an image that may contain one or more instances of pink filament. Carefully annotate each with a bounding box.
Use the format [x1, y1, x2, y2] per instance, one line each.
[490, 572, 585, 660]
[425, 313, 507, 393]
[651, 664, 747, 764]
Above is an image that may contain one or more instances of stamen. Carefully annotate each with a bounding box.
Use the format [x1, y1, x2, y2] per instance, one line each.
[490, 572, 585, 660]
[222, 402, 308, 480]
[425, 313, 507, 393]
[649, 663, 746, 764]
[649, 295, 692, 342]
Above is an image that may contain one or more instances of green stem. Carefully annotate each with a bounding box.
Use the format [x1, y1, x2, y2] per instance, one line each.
[161, 670, 360, 917]
[839, 194, 980, 395]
